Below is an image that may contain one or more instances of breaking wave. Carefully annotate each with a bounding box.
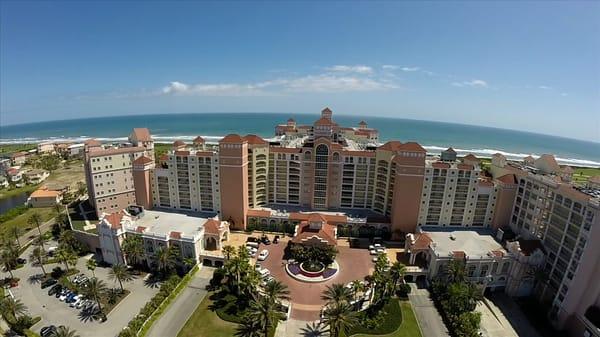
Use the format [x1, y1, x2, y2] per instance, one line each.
[1, 135, 599, 168]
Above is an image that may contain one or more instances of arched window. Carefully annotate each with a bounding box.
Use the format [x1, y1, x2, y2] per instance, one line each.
[304, 151, 312, 160]
[332, 152, 340, 161]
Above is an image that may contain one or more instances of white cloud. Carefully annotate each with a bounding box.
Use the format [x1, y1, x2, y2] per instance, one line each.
[160, 72, 397, 97]
[325, 65, 373, 74]
[451, 79, 488, 88]
[538, 85, 552, 90]
[382, 65, 399, 70]
[401, 67, 420, 72]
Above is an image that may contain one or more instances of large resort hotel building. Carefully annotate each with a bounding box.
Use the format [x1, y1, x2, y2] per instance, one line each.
[83, 108, 600, 337]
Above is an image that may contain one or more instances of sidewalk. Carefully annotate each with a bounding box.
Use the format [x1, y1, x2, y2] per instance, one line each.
[145, 267, 215, 337]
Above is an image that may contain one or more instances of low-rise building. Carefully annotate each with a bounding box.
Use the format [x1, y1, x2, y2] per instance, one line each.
[96, 208, 230, 267]
[0, 158, 11, 174]
[6, 167, 22, 183]
[405, 229, 514, 293]
[27, 188, 62, 207]
[23, 169, 50, 184]
[0, 176, 8, 188]
[37, 142, 56, 154]
[10, 152, 29, 165]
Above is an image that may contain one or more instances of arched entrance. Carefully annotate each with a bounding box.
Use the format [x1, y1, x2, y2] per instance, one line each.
[205, 237, 217, 251]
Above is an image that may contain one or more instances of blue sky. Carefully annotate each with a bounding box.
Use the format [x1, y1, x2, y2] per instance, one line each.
[1, 1, 599, 142]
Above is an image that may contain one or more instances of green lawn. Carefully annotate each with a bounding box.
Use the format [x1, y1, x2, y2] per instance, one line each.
[353, 301, 422, 337]
[0, 183, 40, 200]
[572, 167, 600, 186]
[177, 295, 238, 337]
[0, 207, 56, 239]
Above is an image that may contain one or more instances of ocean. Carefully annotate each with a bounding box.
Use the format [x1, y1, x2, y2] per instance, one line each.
[1, 113, 599, 167]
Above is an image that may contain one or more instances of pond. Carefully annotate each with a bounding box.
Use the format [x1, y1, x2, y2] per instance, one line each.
[0, 192, 29, 215]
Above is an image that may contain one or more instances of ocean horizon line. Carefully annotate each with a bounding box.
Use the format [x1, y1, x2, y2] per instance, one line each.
[1, 112, 598, 145]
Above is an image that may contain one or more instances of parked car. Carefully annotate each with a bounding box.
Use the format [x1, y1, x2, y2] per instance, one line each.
[257, 249, 269, 261]
[258, 268, 270, 278]
[246, 242, 259, 249]
[69, 295, 81, 307]
[16, 258, 26, 264]
[59, 291, 71, 301]
[66, 292, 78, 303]
[40, 325, 57, 337]
[47, 246, 58, 256]
[41, 278, 57, 289]
[273, 235, 280, 244]
[56, 288, 68, 298]
[48, 284, 62, 296]
[247, 237, 259, 243]
[261, 236, 271, 245]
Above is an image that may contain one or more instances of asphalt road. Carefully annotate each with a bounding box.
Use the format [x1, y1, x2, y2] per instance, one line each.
[146, 267, 215, 337]
[408, 282, 450, 337]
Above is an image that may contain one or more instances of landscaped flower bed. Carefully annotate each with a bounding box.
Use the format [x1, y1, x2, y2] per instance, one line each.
[299, 261, 325, 277]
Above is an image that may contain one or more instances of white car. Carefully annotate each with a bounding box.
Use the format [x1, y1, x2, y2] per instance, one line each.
[69, 296, 81, 307]
[257, 250, 269, 261]
[369, 249, 378, 255]
[258, 268, 270, 278]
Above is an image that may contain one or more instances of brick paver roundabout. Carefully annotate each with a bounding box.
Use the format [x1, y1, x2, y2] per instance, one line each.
[257, 238, 374, 321]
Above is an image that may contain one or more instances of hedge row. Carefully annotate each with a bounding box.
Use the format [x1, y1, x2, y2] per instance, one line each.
[119, 266, 198, 337]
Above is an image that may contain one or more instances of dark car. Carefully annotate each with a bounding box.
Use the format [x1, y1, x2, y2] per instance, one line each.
[273, 235, 280, 244]
[16, 258, 26, 264]
[247, 237, 259, 243]
[41, 278, 58, 289]
[261, 236, 271, 245]
[48, 284, 62, 296]
[40, 325, 56, 337]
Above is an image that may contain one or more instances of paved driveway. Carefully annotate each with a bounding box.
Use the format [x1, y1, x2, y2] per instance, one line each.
[478, 293, 541, 337]
[408, 282, 450, 337]
[4, 244, 158, 337]
[147, 267, 214, 337]
[258, 238, 373, 321]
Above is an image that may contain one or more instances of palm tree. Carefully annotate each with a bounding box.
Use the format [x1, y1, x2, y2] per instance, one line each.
[235, 320, 263, 337]
[121, 235, 144, 266]
[29, 246, 48, 275]
[77, 181, 87, 196]
[33, 234, 47, 248]
[350, 280, 365, 301]
[109, 263, 133, 292]
[322, 302, 358, 337]
[83, 277, 108, 314]
[59, 230, 78, 251]
[0, 297, 27, 322]
[247, 296, 285, 337]
[390, 262, 407, 289]
[321, 283, 352, 306]
[52, 325, 81, 337]
[446, 259, 466, 283]
[155, 246, 175, 275]
[0, 240, 19, 279]
[222, 245, 236, 261]
[8, 225, 23, 251]
[86, 258, 97, 277]
[55, 247, 77, 272]
[28, 212, 45, 249]
[263, 279, 290, 304]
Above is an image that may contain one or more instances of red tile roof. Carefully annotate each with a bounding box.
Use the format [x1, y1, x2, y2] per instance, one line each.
[247, 209, 272, 217]
[132, 128, 152, 142]
[379, 141, 403, 152]
[457, 164, 473, 170]
[30, 188, 61, 198]
[291, 221, 337, 245]
[496, 174, 517, 185]
[84, 139, 101, 147]
[104, 212, 125, 230]
[400, 142, 426, 153]
[432, 162, 450, 169]
[314, 117, 335, 126]
[220, 134, 245, 144]
[173, 140, 186, 147]
[133, 155, 153, 165]
[204, 219, 222, 235]
[193, 136, 205, 144]
[411, 233, 432, 250]
[243, 134, 268, 145]
[463, 154, 478, 161]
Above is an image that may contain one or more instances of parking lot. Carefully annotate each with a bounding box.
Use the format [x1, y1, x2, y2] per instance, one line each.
[5, 242, 159, 337]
